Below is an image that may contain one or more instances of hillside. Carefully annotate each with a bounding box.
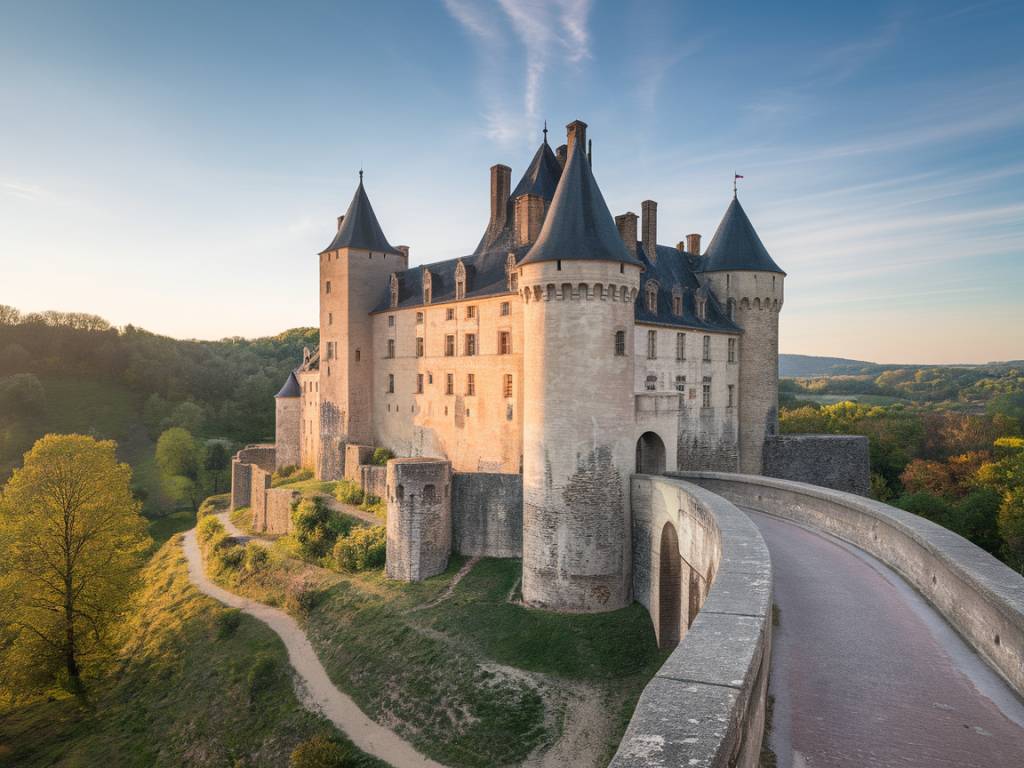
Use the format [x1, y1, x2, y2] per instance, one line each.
[779, 353, 877, 377]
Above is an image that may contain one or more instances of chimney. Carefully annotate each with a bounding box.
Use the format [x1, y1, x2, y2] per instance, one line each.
[515, 195, 546, 247]
[556, 144, 568, 167]
[587, 138, 592, 168]
[686, 233, 701, 255]
[397, 245, 410, 268]
[642, 200, 657, 263]
[336, 215, 345, 232]
[490, 164, 511, 231]
[615, 213, 638, 258]
[566, 120, 587, 154]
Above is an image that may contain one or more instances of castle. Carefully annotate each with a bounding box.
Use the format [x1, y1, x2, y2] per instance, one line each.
[265, 119, 786, 612]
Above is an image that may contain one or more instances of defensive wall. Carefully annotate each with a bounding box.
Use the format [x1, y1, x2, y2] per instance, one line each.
[682, 471, 1024, 697]
[611, 474, 772, 768]
[451, 471, 523, 558]
[762, 434, 870, 495]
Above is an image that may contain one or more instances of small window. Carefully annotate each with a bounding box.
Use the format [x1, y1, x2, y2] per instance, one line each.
[416, 337, 424, 357]
[386, 339, 395, 359]
[416, 374, 424, 394]
[500, 301, 510, 316]
[646, 282, 658, 313]
[387, 374, 394, 394]
[325, 280, 331, 294]
[388, 314, 395, 327]
[445, 335, 455, 357]
[503, 373, 513, 398]
[647, 330, 657, 360]
[465, 334, 477, 356]
[416, 311, 423, 324]
[728, 384, 735, 407]
[446, 307, 454, 321]
[614, 330, 625, 356]
[703, 335, 711, 362]
[676, 332, 685, 361]
[645, 374, 657, 391]
[697, 298, 707, 321]
[328, 312, 333, 325]
[506, 253, 518, 291]
[702, 376, 711, 408]
[557, 259, 562, 271]
[355, 349, 361, 362]
[672, 293, 682, 316]
[466, 373, 475, 396]
[466, 305, 476, 319]
[728, 338, 736, 363]
[428, 372, 433, 384]
[445, 373, 454, 395]
[455, 260, 467, 300]
[727, 299, 736, 321]
[675, 375, 686, 392]
[499, 331, 511, 355]
[423, 270, 432, 304]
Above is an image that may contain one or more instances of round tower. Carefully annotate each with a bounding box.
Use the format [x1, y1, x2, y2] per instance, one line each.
[274, 371, 302, 471]
[518, 120, 643, 612]
[699, 196, 785, 475]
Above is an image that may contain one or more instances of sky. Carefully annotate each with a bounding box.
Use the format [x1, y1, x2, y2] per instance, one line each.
[1, 0, 1022, 364]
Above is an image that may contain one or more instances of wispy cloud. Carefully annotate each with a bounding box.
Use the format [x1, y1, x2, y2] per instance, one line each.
[1, 179, 47, 201]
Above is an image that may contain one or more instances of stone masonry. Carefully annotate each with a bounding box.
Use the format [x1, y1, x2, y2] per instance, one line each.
[385, 458, 452, 582]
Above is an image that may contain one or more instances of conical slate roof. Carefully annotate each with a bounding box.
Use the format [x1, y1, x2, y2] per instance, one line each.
[511, 141, 562, 200]
[275, 371, 301, 398]
[699, 197, 784, 274]
[521, 141, 642, 267]
[320, 177, 400, 255]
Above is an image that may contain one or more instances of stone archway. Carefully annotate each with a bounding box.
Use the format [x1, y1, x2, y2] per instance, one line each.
[636, 431, 666, 474]
[658, 522, 682, 649]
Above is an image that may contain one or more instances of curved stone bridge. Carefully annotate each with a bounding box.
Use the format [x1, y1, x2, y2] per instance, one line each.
[612, 472, 1024, 767]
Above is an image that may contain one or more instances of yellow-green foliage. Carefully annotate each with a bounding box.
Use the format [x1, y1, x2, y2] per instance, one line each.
[274, 467, 313, 487]
[370, 448, 394, 466]
[197, 514, 225, 544]
[334, 479, 364, 505]
[334, 526, 386, 572]
[360, 496, 386, 520]
[197, 494, 228, 519]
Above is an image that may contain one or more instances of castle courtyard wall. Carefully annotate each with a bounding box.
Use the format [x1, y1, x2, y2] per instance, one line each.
[452, 472, 523, 558]
[250, 466, 272, 531]
[264, 487, 300, 535]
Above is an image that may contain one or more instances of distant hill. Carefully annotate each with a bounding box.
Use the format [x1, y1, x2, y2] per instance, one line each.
[779, 354, 877, 377]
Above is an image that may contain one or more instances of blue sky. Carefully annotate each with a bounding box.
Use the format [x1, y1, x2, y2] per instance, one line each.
[1, 0, 1022, 363]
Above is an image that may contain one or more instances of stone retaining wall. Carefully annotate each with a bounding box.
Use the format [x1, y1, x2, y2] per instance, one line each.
[250, 466, 272, 532]
[265, 488, 300, 535]
[611, 475, 772, 768]
[361, 465, 387, 500]
[230, 460, 252, 511]
[452, 472, 523, 558]
[763, 434, 870, 495]
[682, 471, 1024, 697]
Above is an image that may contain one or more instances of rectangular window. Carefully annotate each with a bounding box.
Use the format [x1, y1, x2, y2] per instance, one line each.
[387, 374, 394, 394]
[446, 308, 455, 321]
[466, 305, 476, 319]
[703, 335, 711, 362]
[386, 339, 395, 359]
[465, 333, 477, 356]
[388, 315, 395, 327]
[328, 312, 333, 325]
[416, 337, 424, 357]
[645, 374, 657, 391]
[445, 335, 455, 357]
[503, 373, 513, 398]
[728, 338, 736, 363]
[672, 295, 682, 316]
[416, 311, 423, 324]
[466, 373, 475, 396]
[428, 372, 433, 385]
[500, 301, 510, 316]
[499, 331, 511, 355]
[702, 376, 712, 408]
[675, 375, 686, 392]
[728, 384, 735, 407]
[647, 330, 657, 360]
[615, 330, 625, 356]
[416, 374, 424, 394]
[676, 332, 685, 361]
[325, 280, 331, 294]
[446, 373, 454, 395]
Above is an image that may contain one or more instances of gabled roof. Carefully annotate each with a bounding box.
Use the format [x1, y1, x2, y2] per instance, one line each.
[320, 177, 401, 255]
[511, 141, 562, 200]
[275, 371, 301, 398]
[520, 141, 642, 267]
[699, 197, 784, 275]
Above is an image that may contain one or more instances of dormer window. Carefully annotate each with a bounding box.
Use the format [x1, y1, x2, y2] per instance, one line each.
[423, 269, 432, 305]
[696, 297, 707, 321]
[390, 273, 399, 308]
[455, 260, 467, 300]
[727, 298, 736, 321]
[645, 281, 659, 313]
[672, 287, 683, 317]
[506, 252, 518, 291]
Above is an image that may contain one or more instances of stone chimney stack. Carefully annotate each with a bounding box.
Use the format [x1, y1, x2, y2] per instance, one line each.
[397, 245, 410, 269]
[556, 144, 568, 167]
[642, 200, 657, 263]
[615, 213, 638, 258]
[490, 164, 511, 232]
[686, 233, 701, 255]
[336, 215, 345, 232]
[515, 195, 546, 247]
[566, 120, 587, 154]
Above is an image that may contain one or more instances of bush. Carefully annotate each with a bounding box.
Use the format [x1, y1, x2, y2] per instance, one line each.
[274, 467, 313, 487]
[197, 495, 227, 519]
[334, 526, 387, 572]
[285, 577, 326, 615]
[216, 544, 245, 570]
[244, 542, 270, 572]
[247, 653, 278, 702]
[334, 479, 364, 506]
[276, 464, 298, 479]
[290, 735, 360, 768]
[197, 514, 225, 544]
[370, 447, 394, 466]
[291, 497, 352, 560]
[216, 608, 242, 639]
[360, 495, 386, 520]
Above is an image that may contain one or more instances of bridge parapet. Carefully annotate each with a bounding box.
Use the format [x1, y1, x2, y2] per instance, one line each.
[680, 471, 1024, 698]
[611, 475, 771, 768]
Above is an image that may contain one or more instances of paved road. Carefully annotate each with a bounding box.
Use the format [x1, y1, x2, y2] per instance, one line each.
[748, 509, 1024, 768]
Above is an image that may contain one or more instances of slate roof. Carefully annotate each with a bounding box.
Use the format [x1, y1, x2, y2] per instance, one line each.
[275, 371, 301, 398]
[511, 141, 562, 200]
[635, 244, 742, 333]
[520, 141, 642, 267]
[699, 197, 784, 275]
[320, 178, 401, 255]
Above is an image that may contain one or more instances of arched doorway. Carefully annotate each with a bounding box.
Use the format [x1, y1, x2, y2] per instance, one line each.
[636, 431, 666, 474]
[658, 522, 682, 649]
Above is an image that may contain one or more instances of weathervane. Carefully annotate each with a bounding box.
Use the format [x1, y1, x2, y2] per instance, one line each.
[543, 120, 548, 144]
[733, 172, 744, 198]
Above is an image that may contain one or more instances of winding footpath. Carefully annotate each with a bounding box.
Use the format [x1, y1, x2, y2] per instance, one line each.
[181, 521, 444, 768]
[749, 509, 1024, 768]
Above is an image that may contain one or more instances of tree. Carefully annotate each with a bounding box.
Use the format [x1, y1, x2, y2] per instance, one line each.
[204, 441, 230, 494]
[0, 305, 21, 326]
[997, 488, 1024, 571]
[156, 427, 204, 510]
[0, 434, 149, 693]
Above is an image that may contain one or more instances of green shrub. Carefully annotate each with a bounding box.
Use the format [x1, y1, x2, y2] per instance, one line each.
[247, 653, 279, 702]
[360, 496, 386, 520]
[291, 497, 352, 560]
[216, 544, 245, 570]
[289, 735, 359, 768]
[216, 608, 242, 639]
[334, 479, 364, 506]
[197, 514, 225, 544]
[276, 464, 298, 479]
[244, 542, 270, 572]
[334, 526, 387, 572]
[370, 447, 394, 466]
[197, 495, 227, 519]
[274, 467, 313, 486]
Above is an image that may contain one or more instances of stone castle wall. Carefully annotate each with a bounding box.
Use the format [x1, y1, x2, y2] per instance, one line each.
[230, 460, 252, 511]
[763, 434, 870, 495]
[264, 488, 300, 535]
[250, 466, 272, 531]
[361, 464, 387, 500]
[452, 472, 523, 558]
[385, 459, 452, 582]
[345, 444, 373, 482]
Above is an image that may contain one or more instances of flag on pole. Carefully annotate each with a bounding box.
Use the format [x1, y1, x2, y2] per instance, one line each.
[733, 172, 744, 196]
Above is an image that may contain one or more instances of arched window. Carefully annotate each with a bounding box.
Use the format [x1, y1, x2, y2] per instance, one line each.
[423, 484, 437, 503]
[614, 330, 625, 356]
[455, 260, 467, 300]
[646, 281, 659, 313]
[423, 269, 432, 305]
[506, 252, 518, 291]
[390, 273, 399, 308]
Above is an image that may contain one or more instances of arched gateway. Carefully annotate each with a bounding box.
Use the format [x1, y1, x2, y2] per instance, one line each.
[636, 431, 666, 474]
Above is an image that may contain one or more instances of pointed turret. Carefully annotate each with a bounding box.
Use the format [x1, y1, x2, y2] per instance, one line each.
[511, 141, 562, 201]
[320, 176, 400, 255]
[274, 371, 301, 398]
[699, 197, 784, 274]
[274, 371, 302, 470]
[521, 133, 641, 266]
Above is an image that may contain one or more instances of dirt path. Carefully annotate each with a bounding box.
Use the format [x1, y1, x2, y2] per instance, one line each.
[407, 557, 480, 613]
[181, 527, 444, 768]
[322, 495, 383, 526]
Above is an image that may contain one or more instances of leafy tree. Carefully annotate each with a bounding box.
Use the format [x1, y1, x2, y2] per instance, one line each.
[997, 488, 1024, 571]
[156, 427, 204, 510]
[0, 434, 149, 693]
[204, 441, 231, 494]
[167, 400, 205, 434]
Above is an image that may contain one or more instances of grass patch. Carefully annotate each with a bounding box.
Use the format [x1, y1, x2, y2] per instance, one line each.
[275, 477, 339, 496]
[230, 504, 254, 534]
[146, 509, 195, 548]
[0, 537, 384, 768]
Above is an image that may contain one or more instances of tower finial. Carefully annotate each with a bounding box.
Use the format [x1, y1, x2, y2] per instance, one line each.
[543, 120, 548, 144]
[733, 172, 743, 198]
[359, 166, 364, 183]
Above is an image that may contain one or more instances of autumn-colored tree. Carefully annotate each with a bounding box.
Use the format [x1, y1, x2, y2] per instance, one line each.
[997, 488, 1024, 571]
[0, 434, 149, 693]
[900, 459, 954, 497]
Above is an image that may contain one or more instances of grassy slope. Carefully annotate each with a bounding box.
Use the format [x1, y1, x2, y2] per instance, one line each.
[0, 536, 383, 768]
